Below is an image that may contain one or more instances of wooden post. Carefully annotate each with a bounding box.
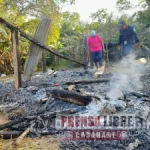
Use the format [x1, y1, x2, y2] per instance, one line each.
[42, 51, 47, 72]
[83, 36, 88, 69]
[106, 43, 109, 67]
[11, 29, 21, 89]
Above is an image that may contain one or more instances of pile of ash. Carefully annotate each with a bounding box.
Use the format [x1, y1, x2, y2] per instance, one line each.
[0, 61, 150, 149]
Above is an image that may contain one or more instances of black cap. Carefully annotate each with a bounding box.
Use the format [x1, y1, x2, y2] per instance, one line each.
[119, 20, 126, 27]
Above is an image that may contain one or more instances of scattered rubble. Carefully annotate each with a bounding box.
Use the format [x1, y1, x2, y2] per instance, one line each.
[0, 60, 150, 149]
[101, 103, 116, 115]
[26, 86, 39, 92]
[126, 139, 142, 150]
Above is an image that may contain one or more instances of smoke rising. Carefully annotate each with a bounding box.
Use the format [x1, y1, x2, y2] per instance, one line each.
[107, 54, 146, 100]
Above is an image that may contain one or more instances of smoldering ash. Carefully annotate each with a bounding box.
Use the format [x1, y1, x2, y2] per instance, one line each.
[107, 54, 146, 100]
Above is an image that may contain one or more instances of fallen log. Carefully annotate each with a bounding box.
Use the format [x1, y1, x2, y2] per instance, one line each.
[141, 98, 150, 102]
[0, 108, 81, 131]
[49, 89, 92, 106]
[39, 108, 83, 118]
[0, 118, 27, 131]
[0, 131, 21, 139]
[23, 17, 51, 81]
[125, 92, 150, 98]
[65, 78, 111, 85]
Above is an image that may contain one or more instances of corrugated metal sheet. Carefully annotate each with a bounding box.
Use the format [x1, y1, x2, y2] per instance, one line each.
[23, 17, 51, 81]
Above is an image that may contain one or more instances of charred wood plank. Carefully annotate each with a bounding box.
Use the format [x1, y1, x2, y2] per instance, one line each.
[125, 92, 150, 98]
[0, 118, 27, 131]
[141, 98, 150, 102]
[65, 78, 111, 85]
[0, 131, 21, 139]
[39, 108, 83, 118]
[0, 117, 36, 131]
[50, 89, 92, 106]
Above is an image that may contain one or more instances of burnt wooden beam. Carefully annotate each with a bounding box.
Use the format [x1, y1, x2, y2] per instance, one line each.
[65, 78, 111, 85]
[0, 118, 27, 131]
[50, 89, 92, 106]
[125, 91, 150, 98]
[0, 131, 22, 139]
[0, 108, 81, 131]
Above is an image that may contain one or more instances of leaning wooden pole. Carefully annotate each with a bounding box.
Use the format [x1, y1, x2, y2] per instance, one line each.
[83, 36, 88, 69]
[24, 17, 51, 81]
[106, 43, 110, 67]
[11, 29, 21, 89]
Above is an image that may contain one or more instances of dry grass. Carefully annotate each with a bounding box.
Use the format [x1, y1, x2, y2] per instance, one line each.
[0, 115, 60, 150]
[0, 136, 60, 150]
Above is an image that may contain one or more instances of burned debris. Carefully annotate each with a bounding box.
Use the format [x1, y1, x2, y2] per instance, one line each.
[0, 60, 150, 149]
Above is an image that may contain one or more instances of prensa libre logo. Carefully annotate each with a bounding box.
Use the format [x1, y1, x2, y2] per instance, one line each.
[58, 130, 128, 141]
[55, 114, 149, 140]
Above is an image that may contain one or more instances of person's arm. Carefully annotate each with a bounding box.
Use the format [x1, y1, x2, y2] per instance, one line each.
[132, 27, 140, 45]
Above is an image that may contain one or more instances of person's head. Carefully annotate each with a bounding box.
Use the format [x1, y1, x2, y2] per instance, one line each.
[90, 30, 96, 36]
[119, 20, 127, 30]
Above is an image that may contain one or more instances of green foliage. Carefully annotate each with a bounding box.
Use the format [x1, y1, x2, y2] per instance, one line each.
[116, 0, 134, 12]
[1, 0, 150, 74]
[54, 59, 77, 69]
[90, 9, 108, 22]
[89, 10, 119, 42]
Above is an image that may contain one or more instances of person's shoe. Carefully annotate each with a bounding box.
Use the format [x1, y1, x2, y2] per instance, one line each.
[93, 63, 96, 70]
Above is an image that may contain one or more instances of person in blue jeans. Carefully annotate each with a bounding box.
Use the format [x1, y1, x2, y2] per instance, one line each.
[118, 20, 140, 57]
[91, 51, 103, 68]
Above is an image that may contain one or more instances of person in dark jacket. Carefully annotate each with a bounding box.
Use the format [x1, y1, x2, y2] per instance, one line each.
[118, 20, 140, 57]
